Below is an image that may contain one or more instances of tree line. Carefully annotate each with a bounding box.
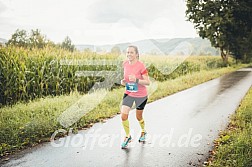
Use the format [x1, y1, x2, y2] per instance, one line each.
[6, 29, 75, 52]
[186, 0, 252, 63]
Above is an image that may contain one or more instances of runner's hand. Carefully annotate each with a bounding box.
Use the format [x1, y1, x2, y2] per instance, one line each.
[129, 75, 136, 82]
[121, 79, 126, 86]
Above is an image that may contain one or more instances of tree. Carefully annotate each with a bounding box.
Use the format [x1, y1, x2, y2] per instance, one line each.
[61, 36, 75, 52]
[110, 46, 121, 55]
[186, 0, 252, 63]
[29, 29, 47, 49]
[230, 1, 252, 62]
[7, 29, 54, 49]
[7, 29, 29, 47]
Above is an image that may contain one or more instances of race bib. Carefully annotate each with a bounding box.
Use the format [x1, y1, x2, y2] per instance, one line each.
[126, 82, 138, 92]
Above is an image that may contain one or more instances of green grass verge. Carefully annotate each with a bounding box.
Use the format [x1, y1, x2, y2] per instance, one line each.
[0, 64, 248, 157]
[206, 86, 252, 167]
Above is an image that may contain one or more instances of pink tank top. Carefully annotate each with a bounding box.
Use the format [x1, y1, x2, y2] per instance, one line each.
[123, 60, 148, 97]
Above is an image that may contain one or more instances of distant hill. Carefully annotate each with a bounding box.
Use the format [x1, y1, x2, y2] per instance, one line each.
[0, 38, 7, 46]
[75, 37, 220, 56]
[0, 37, 219, 56]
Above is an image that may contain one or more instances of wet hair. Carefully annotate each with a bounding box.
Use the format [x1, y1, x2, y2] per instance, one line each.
[127, 45, 139, 59]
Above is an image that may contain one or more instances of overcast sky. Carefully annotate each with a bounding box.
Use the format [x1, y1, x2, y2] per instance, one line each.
[0, 0, 198, 45]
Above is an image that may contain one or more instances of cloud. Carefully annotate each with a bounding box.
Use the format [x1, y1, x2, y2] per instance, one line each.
[86, 0, 181, 26]
[0, 0, 197, 44]
[0, 1, 7, 15]
[0, 1, 17, 39]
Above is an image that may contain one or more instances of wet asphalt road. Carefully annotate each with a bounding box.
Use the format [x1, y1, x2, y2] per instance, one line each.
[1, 68, 252, 167]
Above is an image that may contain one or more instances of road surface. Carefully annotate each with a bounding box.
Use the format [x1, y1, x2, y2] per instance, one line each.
[1, 68, 252, 167]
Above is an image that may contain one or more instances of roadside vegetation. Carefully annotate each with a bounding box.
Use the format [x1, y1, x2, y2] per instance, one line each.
[205, 87, 252, 167]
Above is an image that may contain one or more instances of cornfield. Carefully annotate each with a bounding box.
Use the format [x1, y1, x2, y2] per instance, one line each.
[0, 46, 229, 106]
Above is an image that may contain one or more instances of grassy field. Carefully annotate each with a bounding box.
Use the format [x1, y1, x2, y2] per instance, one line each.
[0, 62, 247, 157]
[206, 87, 252, 167]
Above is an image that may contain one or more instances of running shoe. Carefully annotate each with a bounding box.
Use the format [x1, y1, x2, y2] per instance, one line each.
[121, 136, 132, 149]
[138, 131, 147, 142]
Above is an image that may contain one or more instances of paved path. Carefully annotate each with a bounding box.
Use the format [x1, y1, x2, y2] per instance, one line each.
[1, 68, 252, 167]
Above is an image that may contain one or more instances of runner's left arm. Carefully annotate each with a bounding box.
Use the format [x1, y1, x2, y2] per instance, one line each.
[138, 74, 150, 86]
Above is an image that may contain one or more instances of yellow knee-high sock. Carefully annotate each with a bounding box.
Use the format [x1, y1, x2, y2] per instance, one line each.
[122, 120, 130, 137]
[139, 119, 145, 132]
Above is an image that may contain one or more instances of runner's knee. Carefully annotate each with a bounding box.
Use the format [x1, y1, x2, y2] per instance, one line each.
[136, 109, 143, 120]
